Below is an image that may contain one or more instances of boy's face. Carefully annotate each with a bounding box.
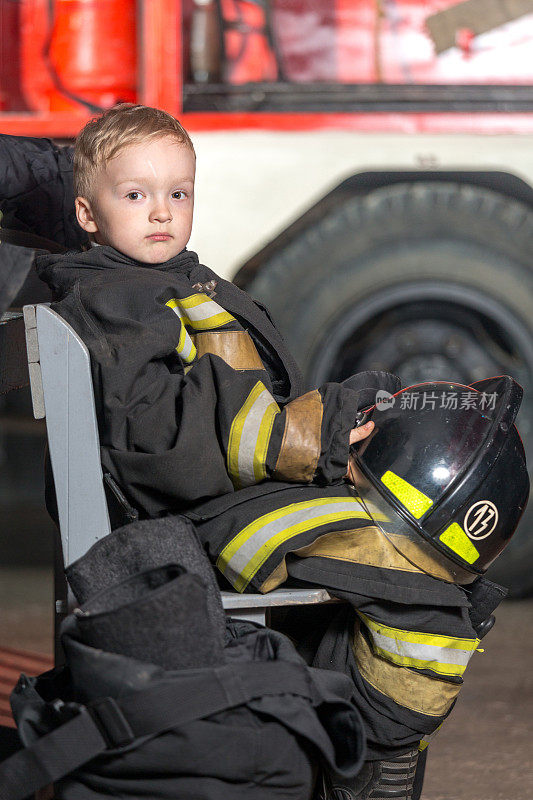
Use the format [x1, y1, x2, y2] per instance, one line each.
[76, 136, 195, 264]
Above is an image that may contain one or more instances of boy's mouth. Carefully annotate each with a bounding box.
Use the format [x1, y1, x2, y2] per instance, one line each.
[147, 233, 173, 241]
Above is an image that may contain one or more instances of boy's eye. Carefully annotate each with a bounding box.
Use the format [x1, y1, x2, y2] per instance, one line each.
[172, 190, 187, 200]
[126, 191, 142, 201]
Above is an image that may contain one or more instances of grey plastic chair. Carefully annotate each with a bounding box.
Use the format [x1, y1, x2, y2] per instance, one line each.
[23, 304, 335, 639]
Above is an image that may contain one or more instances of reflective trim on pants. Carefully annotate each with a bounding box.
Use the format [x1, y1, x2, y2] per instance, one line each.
[358, 611, 479, 679]
[419, 724, 443, 752]
[218, 496, 373, 592]
[352, 622, 461, 718]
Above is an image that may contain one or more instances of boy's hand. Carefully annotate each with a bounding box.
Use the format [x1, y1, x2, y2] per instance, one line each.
[349, 420, 374, 446]
[346, 421, 374, 480]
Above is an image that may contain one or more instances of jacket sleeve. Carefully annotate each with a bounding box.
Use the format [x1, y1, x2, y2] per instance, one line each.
[53, 276, 359, 515]
[265, 383, 359, 485]
[0, 134, 87, 249]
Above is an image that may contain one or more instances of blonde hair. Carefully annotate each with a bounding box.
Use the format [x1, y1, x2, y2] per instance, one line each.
[74, 104, 195, 200]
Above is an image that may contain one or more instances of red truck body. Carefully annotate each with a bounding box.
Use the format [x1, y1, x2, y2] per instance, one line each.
[0, 0, 532, 136]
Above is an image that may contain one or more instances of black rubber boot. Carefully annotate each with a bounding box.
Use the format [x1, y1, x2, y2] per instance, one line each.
[322, 749, 420, 800]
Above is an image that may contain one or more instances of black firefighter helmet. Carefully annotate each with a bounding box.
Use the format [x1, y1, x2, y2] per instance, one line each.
[348, 376, 529, 584]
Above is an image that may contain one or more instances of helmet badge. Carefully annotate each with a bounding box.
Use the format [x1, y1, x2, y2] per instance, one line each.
[464, 501, 499, 540]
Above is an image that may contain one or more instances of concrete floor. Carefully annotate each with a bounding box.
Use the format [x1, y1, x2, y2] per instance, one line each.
[1, 569, 532, 799]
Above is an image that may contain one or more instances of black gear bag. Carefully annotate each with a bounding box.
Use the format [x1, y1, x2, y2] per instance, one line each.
[0, 516, 365, 800]
[0, 622, 365, 800]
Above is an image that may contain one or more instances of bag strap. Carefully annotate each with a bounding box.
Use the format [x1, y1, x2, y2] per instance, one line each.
[0, 660, 314, 800]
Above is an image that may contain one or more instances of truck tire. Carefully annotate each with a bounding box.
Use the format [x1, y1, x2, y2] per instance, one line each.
[245, 182, 533, 596]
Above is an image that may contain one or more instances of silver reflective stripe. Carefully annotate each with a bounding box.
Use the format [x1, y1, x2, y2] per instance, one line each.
[358, 611, 478, 677]
[419, 724, 443, 752]
[166, 295, 234, 331]
[176, 318, 196, 364]
[223, 498, 364, 589]
[179, 333, 195, 363]
[184, 299, 228, 325]
[166, 294, 235, 364]
[236, 387, 278, 487]
[368, 629, 473, 668]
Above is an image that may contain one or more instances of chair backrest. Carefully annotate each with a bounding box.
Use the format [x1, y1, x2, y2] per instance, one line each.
[24, 303, 336, 630]
[24, 304, 111, 567]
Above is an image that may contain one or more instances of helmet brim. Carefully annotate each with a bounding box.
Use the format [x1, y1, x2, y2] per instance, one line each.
[347, 456, 476, 585]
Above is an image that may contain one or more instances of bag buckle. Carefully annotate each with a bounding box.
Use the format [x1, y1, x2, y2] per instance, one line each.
[87, 697, 135, 748]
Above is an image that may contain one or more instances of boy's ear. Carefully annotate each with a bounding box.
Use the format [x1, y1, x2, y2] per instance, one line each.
[75, 197, 99, 234]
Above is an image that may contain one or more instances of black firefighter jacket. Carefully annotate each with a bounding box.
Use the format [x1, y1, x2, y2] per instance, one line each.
[36, 245, 505, 759]
[36, 244, 363, 593]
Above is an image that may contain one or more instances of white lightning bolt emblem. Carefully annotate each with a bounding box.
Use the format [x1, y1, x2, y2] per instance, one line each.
[471, 504, 494, 536]
[464, 501, 499, 540]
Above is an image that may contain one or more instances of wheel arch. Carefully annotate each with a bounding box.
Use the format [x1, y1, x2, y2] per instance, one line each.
[233, 169, 533, 289]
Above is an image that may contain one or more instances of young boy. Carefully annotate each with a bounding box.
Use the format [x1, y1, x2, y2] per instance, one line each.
[35, 105, 509, 799]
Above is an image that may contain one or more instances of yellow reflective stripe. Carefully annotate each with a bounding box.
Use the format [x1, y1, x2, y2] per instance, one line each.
[177, 293, 214, 309]
[187, 310, 234, 330]
[418, 724, 443, 751]
[166, 295, 234, 331]
[227, 383, 262, 487]
[381, 470, 433, 519]
[176, 318, 196, 364]
[358, 611, 479, 678]
[218, 497, 371, 592]
[353, 624, 460, 717]
[166, 298, 182, 312]
[177, 321, 187, 352]
[371, 647, 466, 678]
[359, 612, 479, 651]
[439, 523, 480, 564]
[227, 382, 280, 490]
[253, 401, 278, 483]
[166, 294, 235, 363]
[219, 496, 364, 572]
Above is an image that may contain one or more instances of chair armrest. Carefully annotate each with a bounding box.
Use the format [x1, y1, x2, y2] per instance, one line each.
[221, 587, 336, 610]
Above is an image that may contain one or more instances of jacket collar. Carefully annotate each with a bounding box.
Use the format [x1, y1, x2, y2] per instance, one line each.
[37, 244, 303, 395]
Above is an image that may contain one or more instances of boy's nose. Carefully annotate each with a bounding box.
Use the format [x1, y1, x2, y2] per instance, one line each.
[149, 202, 173, 223]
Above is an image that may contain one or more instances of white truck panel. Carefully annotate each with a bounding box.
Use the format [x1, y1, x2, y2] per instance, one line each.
[188, 131, 533, 280]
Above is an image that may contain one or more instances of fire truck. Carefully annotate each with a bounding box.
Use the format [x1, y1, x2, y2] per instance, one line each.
[1, 0, 533, 594]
